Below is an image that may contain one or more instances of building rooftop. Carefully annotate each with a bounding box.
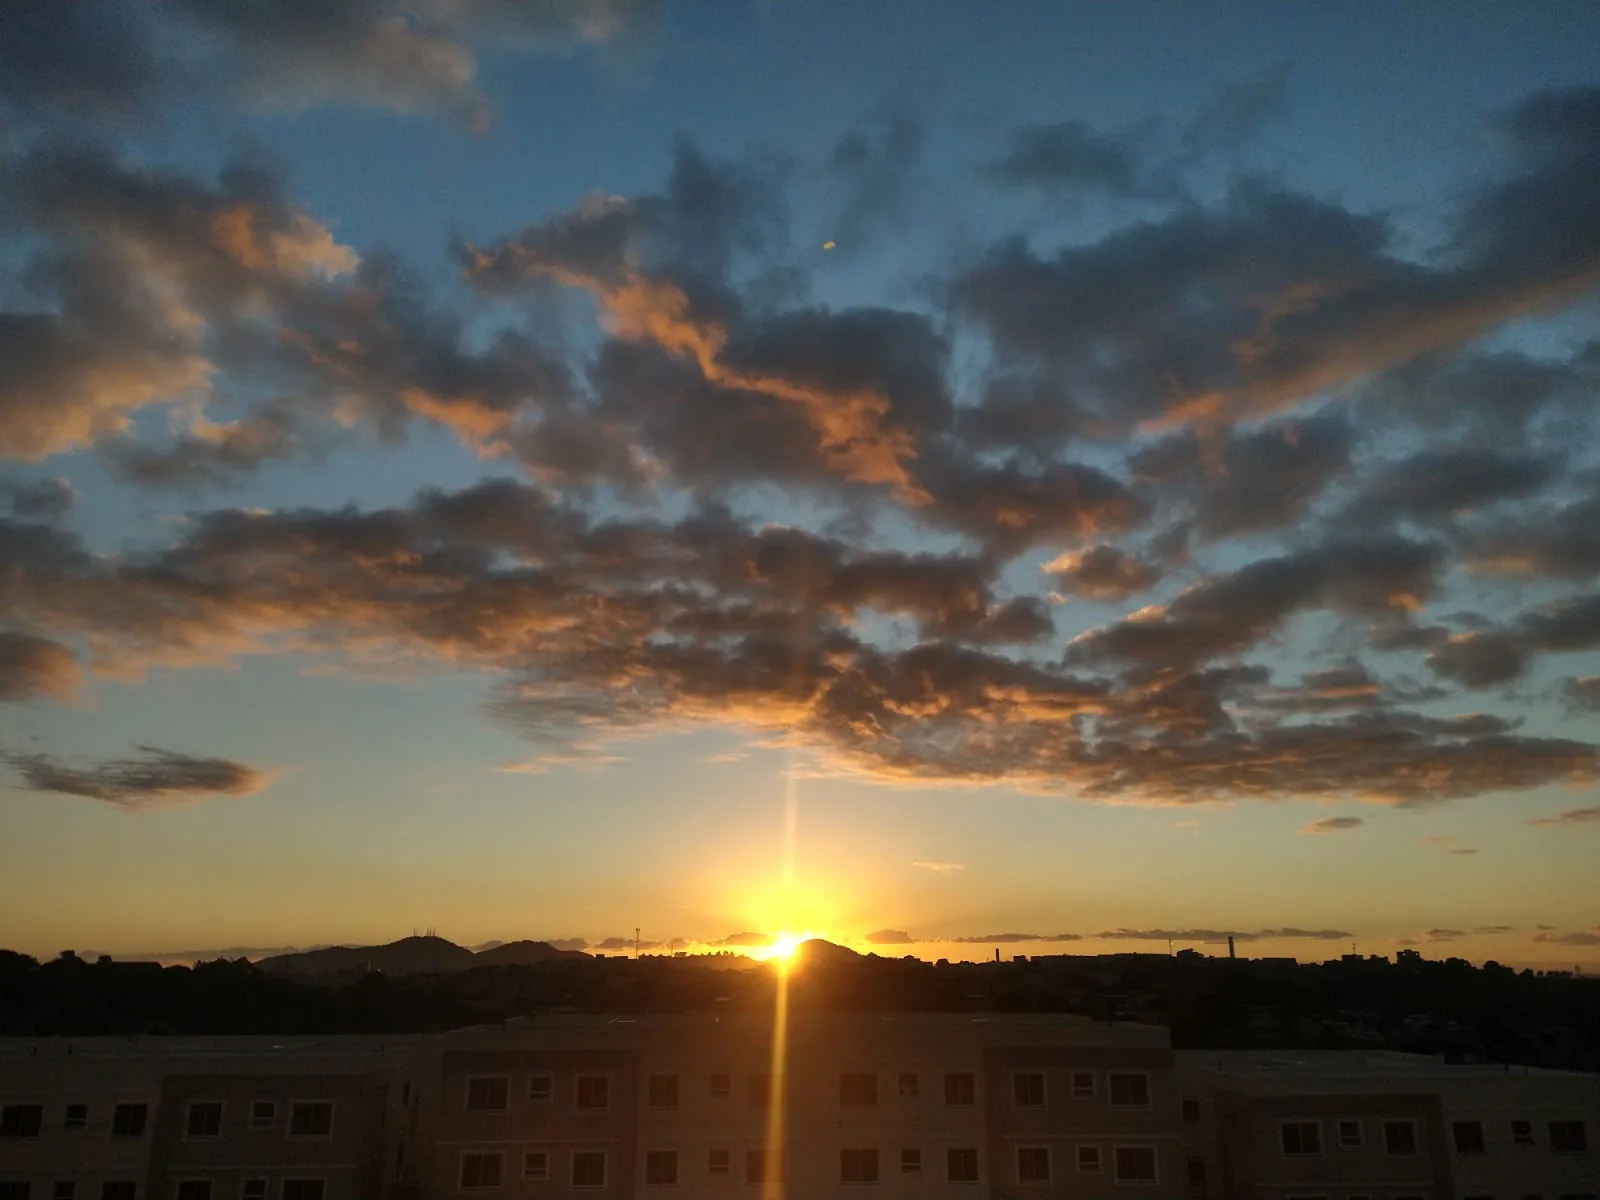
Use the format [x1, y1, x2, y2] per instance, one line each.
[1177, 1049, 1599, 1081]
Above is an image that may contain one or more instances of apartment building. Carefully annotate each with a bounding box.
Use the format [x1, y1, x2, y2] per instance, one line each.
[1176, 1050, 1600, 1200]
[406, 1012, 1183, 1198]
[0, 1037, 412, 1200]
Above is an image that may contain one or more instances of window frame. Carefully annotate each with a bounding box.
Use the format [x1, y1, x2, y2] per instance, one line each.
[1070, 1070, 1096, 1099]
[183, 1100, 224, 1141]
[946, 1147, 979, 1185]
[1336, 1118, 1363, 1147]
[279, 1181, 326, 1200]
[1452, 1119, 1487, 1155]
[526, 1073, 554, 1104]
[1010, 1070, 1047, 1108]
[464, 1075, 511, 1113]
[63, 1103, 88, 1130]
[54, 1185, 78, 1200]
[241, 1182, 268, 1200]
[1015, 1145, 1051, 1185]
[707, 1149, 730, 1175]
[1180, 1095, 1200, 1124]
[0, 1104, 44, 1138]
[1383, 1118, 1420, 1157]
[897, 1072, 919, 1098]
[1510, 1118, 1534, 1146]
[110, 1103, 148, 1139]
[1279, 1119, 1324, 1158]
[839, 1147, 880, 1184]
[900, 1147, 921, 1174]
[571, 1150, 608, 1190]
[249, 1099, 277, 1130]
[1076, 1144, 1102, 1173]
[709, 1072, 730, 1098]
[647, 1073, 680, 1110]
[1113, 1144, 1159, 1185]
[644, 1149, 679, 1188]
[944, 1072, 976, 1106]
[100, 1188, 137, 1200]
[458, 1151, 507, 1192]
[1548, 1119, 1588, 1154]
[1107, 1071, 1151, 1109]
[286, 1099, 335, 1141]
[522, 1150, 549, 1181]
[174, 1182, 213, 1200]
[574, 1073, 612, 1113]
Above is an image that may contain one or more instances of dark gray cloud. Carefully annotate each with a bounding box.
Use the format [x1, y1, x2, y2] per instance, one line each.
[1565, 677, 1600, 711]
[1425, 928, 1465, 942]
[1, 477, 76, 520]
[988, 120, 1141, 195]
[1339, 448, 1561, 529]
[1094, 927, 1352, 944]
[1043, 546, 1162, 602]
[4, 745, 273, 809]
[1530, 806, 1600, 829]
[826, 117, 924, 246]
[1303, 816, 1363, 835]
[0, 631, 81, 702]
[1532, 928, 1600, 947]
[864, 929, 916, 946]
[949, 932, 1081, 945]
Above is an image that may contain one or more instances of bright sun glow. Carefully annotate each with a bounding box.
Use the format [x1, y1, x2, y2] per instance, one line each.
[753, 931, 813, 962]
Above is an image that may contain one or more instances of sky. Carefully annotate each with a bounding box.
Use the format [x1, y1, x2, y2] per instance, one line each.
[1, 0, 1599, 969]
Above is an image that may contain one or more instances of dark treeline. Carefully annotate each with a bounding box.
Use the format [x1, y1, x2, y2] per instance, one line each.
[2, 945, 1597, 1072]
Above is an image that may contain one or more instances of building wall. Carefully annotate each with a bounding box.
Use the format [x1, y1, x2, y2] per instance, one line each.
[1436, 1072, 1600, 1197]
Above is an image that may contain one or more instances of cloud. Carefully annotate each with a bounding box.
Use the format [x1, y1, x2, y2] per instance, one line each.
[1530, 806, 1600, 829]
[594, 935, 660, 952]
[949, 932, 1080, 945]
[1094, 927, 1352, 944]
[1043, 546, 1161, 602]
[1532, 928, 1600, 947]
[1450, 848, 1480, 856]
[1425, 928, 1465, 941]
[0, 632, 81, 702]
[865, 929, 916, 946]
[712, 931, 774, 948]
[1303, 816, 1363, 835]
[2, 477, 77, 520]
[3, 746, 274, 810]
[989, 120, 1141, 196]
[1565, 677, 1600, 711]
[544, 938, 589, 952]
[912, 861, 965, 874]
[1474, 925, 1515, 934]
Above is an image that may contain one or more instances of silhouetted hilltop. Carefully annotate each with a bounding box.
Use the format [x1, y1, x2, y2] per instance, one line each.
[258, 935, 477, 978]
[794, 938, 861, 965]
[472, 940, 588, 967]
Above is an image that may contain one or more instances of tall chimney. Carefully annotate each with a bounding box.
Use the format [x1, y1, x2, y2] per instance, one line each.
[1227, 936, 1235, 959]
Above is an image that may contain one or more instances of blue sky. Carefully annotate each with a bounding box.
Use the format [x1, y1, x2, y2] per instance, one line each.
[1, 1, 1598, 966]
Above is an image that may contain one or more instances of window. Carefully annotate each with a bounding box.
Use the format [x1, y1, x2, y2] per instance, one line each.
[575, 1075, 610, 1111]
[100, 1187, 135, 1200]
[281, 1184, 324, 1200]
[1109, 1072, 1150, 1107]
[528, 1074, 553, 1102]
[0, 1189, 28, 1200]
[1012, 1072, 1046, 1107]
[900, 1148, 920, 1174]
[175, 1184, 212, 1200]
[840, 1073, 877, 1106]
[111, 1104, 147, 1138]
[840, 1149, 879, 1184]
[53, 1186, 75, 1200]
[185, 1102, 222, 1139]
[250, 1100, 276, 1129]
[708, 1150, 729, 1175]
[466, 1076, 509, 1112]
[242, 1183, 267, 1200]
[897, 1072, 918, 1098]
[1550, 1121, 1588, 1153]
[746, 1150, 781, 1185]
[947, 1148, 979, 1184]
[572, 1152, 607, 1189]
[944, 1073, 975, 1106]
[1115, 1146, 1158, 1184]
[1077, 1146, 1101, 1173]
[746, 1074, 771, 1108]
[1384, 1120, 1419, 1155]
[523, 1152, 549, 1180]
[1181, 1096, 1200, 1123]
[709, 1073, 730, 1098]
[1337, 1119, 1363, 1147]
[1071, 1070, 1096, 1098]
[0, 1105, 43, 1137]
[288, 1101, 333, 1138]
[1281, 1121, 1322, 1156]
[1454, 1120, 1487, 1154]
[648, 1074, 679, 1109]
[64, 1104, 88, 1130]
[1016, 1146, 1050, 1184]
[1512, 1119, 1535, 1146]
[460, 1153, 505, 1190]
[646, 1150, 678, 1186]
[1187, 1156, 1206, 1184]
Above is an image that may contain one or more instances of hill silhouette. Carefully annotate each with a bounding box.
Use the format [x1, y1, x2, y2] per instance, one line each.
[258, 935, 480, 978]
[472, 939, 588, 968]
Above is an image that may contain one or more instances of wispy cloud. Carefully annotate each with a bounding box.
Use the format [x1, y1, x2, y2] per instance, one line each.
[1530, 805, 1600, 828]
[1303, 816, 1364, 835]
[4, 746, 274, 811]
[912, 861, 965, 874]
[865, 929, 916, 945]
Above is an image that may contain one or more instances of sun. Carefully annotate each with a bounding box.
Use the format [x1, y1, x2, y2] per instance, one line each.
[754, 931, 813, 964]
